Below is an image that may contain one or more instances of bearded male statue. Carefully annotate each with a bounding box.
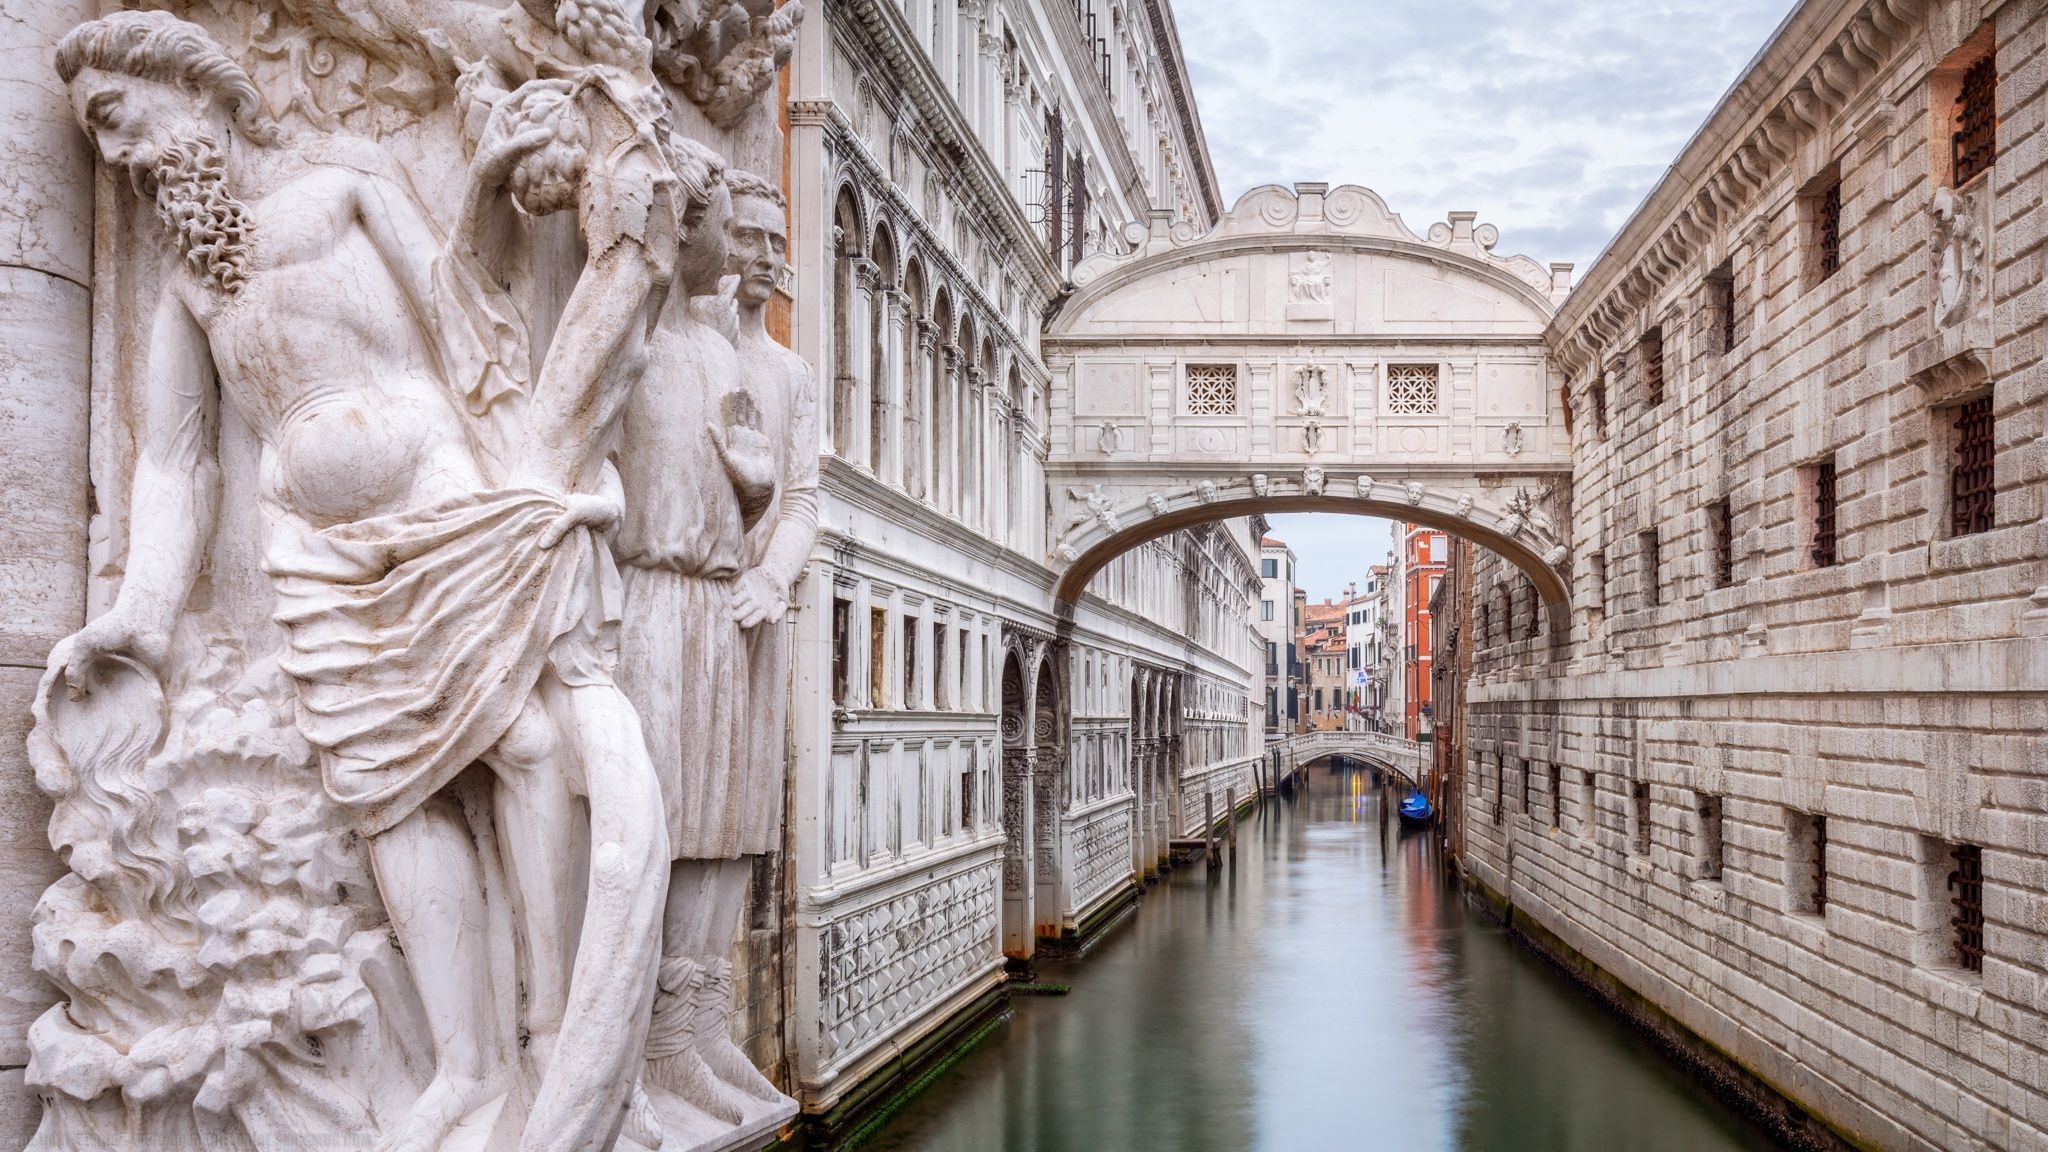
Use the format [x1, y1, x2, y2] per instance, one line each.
[610, 166, 816, 1143]
[44, 12, 674, 1152]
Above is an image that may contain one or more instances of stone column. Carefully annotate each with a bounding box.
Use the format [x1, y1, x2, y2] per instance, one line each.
[876, 288, 902, 486]
[848, 258, 877, 470]
[0, 2, 94, 1138]
[1000, 746, 1035, 958]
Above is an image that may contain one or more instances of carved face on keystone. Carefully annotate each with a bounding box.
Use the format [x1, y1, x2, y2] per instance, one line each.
[69, 70, 209, 172]
[729, 190, 787, 307]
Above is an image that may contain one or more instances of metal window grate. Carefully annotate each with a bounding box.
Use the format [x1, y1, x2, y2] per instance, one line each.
[1591, 377, 1609, 436]
[1811, 460, 1839, 568]
[1811, 815, 1829, 914]
[1549, 762, 1563, 828]
[1386, 364, 1440, 415]
[1519, 759, 1530, 814]
[1711, 498, 1735, 587]
[1640, 531, 1662, 607]
[1816, 179, 1842, 280]
[1953, 55, 1997, 188]
[1951, 395, 1995, 536]
[1524, 580, 1540, 640]
[1045, 109, 1066, 261]
[1948, 843, 1984, 972]
[1632, 781, 1651, 855]
[1640, 328, 1665, 405]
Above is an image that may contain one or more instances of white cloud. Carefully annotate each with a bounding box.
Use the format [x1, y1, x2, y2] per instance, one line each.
[1176, 0, 1795, 270]
[1180, 1, 1791, 593]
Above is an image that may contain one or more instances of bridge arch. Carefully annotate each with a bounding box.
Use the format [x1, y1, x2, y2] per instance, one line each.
[1044, 181, 1579, 609]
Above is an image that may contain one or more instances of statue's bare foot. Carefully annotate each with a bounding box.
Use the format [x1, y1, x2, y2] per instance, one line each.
[702, 1037, 786, 1105]
[375, 1069, 504, 1152]
[621, 1078, 665, 1149]
[653, 1051, 749, 1126]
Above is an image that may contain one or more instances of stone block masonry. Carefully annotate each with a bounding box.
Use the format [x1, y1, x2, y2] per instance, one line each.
[1460, 2, 2048, 1150]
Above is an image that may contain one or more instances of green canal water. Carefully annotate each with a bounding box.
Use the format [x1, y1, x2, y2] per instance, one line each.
[862, 767, 1786, 1152]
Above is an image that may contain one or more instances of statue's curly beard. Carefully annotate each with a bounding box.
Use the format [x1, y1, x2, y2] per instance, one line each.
[135, 130, 254, 296]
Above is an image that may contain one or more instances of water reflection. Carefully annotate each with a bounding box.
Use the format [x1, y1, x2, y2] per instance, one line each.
[864, 767, 1784, 1152]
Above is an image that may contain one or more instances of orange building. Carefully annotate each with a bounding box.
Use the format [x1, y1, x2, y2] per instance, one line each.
[1400, 524, 1447, 741]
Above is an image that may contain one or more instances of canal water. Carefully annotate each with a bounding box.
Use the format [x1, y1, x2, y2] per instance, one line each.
[863, 767, 1786, 1152]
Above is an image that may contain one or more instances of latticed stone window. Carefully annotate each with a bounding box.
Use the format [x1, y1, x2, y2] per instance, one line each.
[1386, 364, 1440, 415]
[1950, 395, 1995, 537]
[1952, 54, 1997, 188]
[1185, 363, 1239, 415]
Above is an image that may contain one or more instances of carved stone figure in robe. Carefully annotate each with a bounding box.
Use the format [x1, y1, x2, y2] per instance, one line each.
[609, 167, 815, 1140]
[43, 13, 669, 1152]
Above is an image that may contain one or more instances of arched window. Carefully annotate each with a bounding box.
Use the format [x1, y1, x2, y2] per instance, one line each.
[868, 227, 897, 473]
[830, 187, 863, 460]
[901, 259, 926, 495]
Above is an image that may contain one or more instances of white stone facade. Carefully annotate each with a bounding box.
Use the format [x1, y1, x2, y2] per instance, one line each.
[778, 0, 1259, 1117]
[1463, 1, 2048, 1149]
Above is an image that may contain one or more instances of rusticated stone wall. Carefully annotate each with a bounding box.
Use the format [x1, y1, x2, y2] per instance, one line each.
[1463, 2, 2048, 1149]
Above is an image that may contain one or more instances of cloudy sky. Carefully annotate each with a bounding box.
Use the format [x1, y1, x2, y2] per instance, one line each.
[1175, 0, 1795, 600]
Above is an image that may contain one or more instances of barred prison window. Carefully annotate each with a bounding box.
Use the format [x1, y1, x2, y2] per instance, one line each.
[1697, 794, 1725, 882]
[1631, 781, 1651, 856]
[1591, 550, 1608, 614]
[1810, 459, 1839, 568]
[1639, 530, 1662, 607]
[1948, 843, 1984, 972]
[1519, 759, 1530, 815]
[1816, 179, 1842, 280]
[1548, 762, 1563, 829]
[1185, 363, 1239, 415]
[1639, 328, 1665, 406]
[1952, 55, 1997, 188]
[1710, 497, 1735, 588]
[1791, 812, 1829, 915]
[1386, 364, 1440, 415]
[1950, 395, 1995, 537]
[1524, 578, 1540, 640]
[1590, 375, 1609, 437]
[1707, 262, 1737, 354]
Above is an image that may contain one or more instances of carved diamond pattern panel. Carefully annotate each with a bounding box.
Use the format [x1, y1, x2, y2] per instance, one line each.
[1071, 806, 1133, 910]
[1185, 364, 1240, 415]
[1385, 364, 1440, 415]
[817, 862, 1001, 1064]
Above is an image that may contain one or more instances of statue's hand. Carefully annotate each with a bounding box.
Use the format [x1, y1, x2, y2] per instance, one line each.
[43, 610, 170, 700]
[729, 568, 788, 629]
[539, 491, 622, 549]
[706, 422, 778, 520]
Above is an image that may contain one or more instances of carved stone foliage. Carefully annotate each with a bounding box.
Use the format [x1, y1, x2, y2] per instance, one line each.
[31, 3, 799, 1150]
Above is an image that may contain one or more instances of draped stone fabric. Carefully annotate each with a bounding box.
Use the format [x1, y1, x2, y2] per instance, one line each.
[267, 488, 604, 834]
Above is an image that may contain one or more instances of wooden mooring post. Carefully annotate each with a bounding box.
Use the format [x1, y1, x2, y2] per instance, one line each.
[1204, 790, 1219, 869]
[1226, 785, 1237, 847]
